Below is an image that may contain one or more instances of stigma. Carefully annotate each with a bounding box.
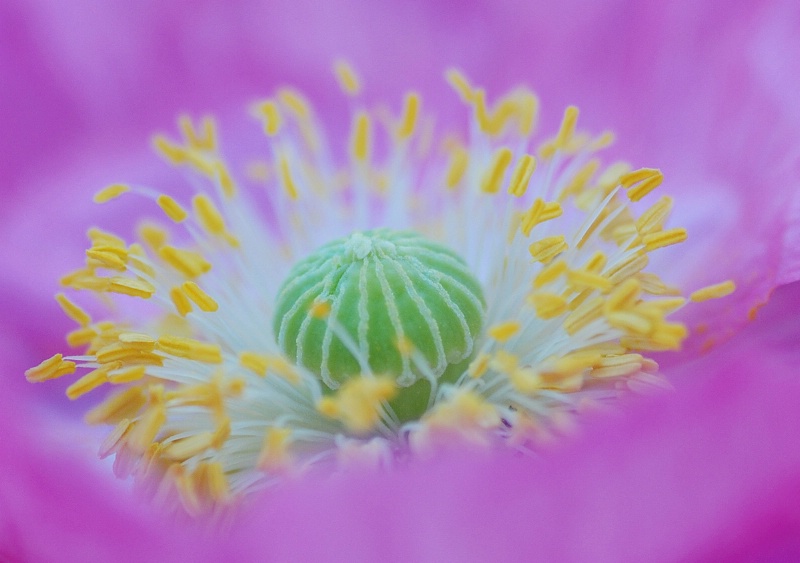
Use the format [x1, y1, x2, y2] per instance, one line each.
[26, 61, 735, 514]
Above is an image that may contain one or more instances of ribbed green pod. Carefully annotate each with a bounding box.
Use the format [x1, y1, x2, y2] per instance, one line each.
[273, 229, 485, 418]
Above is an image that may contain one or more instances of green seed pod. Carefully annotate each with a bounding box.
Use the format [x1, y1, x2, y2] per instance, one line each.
[273, 229, 485, 409]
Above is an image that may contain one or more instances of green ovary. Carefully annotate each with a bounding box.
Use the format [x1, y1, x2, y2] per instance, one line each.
[273, 229, 486, 422]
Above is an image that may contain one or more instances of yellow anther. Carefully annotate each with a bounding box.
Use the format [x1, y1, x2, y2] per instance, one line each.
[636, 196, 674, 234]
[137, 222, 169, 251]
[590, 131, 616, 150]
[481, 147, 513, 193]
[534, 259, 568, 288]
[584, 252, 607, 274]
[95, 342, 160, 365]
[278, 156, 299, 200]
[607, 254, 649, 284]
[445, 68, 474, 102]
[650, 322, 688, 349]
[85, 387, 146, 425]
[445, 145, 469, 189]
[334, 59, 362, 95]
[566, 269, 613, 293]
[277, 88, 312, 120]
[509, 367, 542, 395]
[108, 277, 156, 298]
[425, 390, 499, 430]
[527, 292, 569, 319]
[559, 159, 600, 200]
[170, 286, 193, 317]
[472, 89, 492, 133]
[606, 311, 653, 335]
[157, 336, 223, 364]
[485, 96, 518, 135]
[643, 228, 687, 252]
[591, 354, 644, 379]
[508, 154, 537, 197]
[468, 353, 491, 378]
[118, 332, 157, 347]
[317, 376, 397, 433]
[211, 161, 236, 199]
[152, 135, 188, 165]
[520, 198, 563, 237]
[178, 115, 217, 151]
[86, 247, 128, 272]
[25, 353, 76, 383]
[690, 280, 736, 302]
[88, 228, 126, 248]
[555, 106, 579, 149]
[309, 299, 331, 319]
[199, 116, 218, 151]
[60, 270, 110, 292]
[194, 462, 230, 502]
[128, 404, 167, 452]
[108, 365, 147, 384]
[256, 100, 282, 136]
[528, 235, 568, 263]
[258, 427, 293, 471]
[181, 281, 218, 312]
[257, 355, 300, 384]
[490, 349, 519, 374]
[192, 194, 227, 237]
[239, 351, 270, 376]
[162, 432, 217, 462]
[93, 184, 129, 204]
[636, 273, 681, 296]
[515, 88, 539, 136]
[563, 297, 604, 335]
[488, 320, 521, 342]
[156, 194, 188, 223]
[605, 278, 642, 312]
[350, 111, 372, 163]
[66, 365, 112, 400]
[66, 326, 97, 348]
[620, 168, 663, 202]
[645, 297, 687, 313]
[55, 293, 92, 326]
[396, 92, 420, 140]
[158, 246, 212, 279]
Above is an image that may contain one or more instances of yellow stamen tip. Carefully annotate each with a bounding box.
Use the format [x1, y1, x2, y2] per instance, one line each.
[334, 59, 362, 96]
[690, 280, 736, 302]
[93, 184, 130, 204]
[157, 194, 188, 223]
[488, 321, 521, 342]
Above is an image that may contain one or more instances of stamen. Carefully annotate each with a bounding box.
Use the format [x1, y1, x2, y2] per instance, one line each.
[508, 154, 537, 198]
[396, 92, 420, 140]
[25, 354, 76, 383]
[157, 195, 189, 223]
[529, 235, 568, 263]
[182, 281, 219, 312]
[350, 112, 372, 163]
[93, 184, 130, 204]
[481, 147, 513, 193]
[334, 59, 362, 96]
[488, 321, 521, 342]
[55, 293, 92, 326]
[690, 280, 736, 302]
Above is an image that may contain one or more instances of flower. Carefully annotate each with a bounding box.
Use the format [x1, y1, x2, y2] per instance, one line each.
[24, 57, 746, 511]
[3, 0, 800, 559]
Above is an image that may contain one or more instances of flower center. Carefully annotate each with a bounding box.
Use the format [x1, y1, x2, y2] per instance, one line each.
[273, 229, 485, 421]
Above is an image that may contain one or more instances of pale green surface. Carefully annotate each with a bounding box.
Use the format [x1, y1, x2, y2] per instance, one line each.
[273, 229, 486, 421]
